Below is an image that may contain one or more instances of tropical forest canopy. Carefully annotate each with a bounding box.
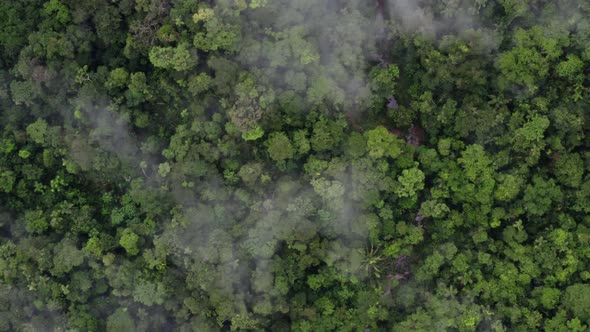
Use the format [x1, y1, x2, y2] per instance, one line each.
[1, 0, 590, 331]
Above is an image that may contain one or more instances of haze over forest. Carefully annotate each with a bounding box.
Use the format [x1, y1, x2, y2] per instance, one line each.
[1, 0, 590, 331]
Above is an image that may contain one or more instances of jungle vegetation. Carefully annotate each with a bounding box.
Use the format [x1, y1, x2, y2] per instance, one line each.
[1, 0, 590, 331]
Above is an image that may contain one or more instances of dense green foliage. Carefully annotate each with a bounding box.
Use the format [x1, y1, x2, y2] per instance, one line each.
[1, 0, 590, 331]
